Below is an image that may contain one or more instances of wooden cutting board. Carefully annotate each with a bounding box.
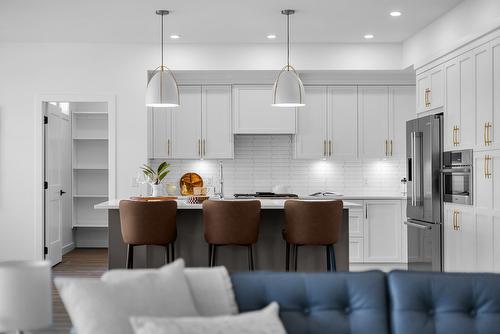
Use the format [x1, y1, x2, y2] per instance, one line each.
[129, 196, 178, 201]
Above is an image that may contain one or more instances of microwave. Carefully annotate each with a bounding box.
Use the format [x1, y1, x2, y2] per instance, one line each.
[441, 150, 473, 205]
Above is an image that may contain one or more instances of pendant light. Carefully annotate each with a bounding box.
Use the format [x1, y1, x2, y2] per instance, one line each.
[146, 10, 180, 108]
[272, 9, 305, 107]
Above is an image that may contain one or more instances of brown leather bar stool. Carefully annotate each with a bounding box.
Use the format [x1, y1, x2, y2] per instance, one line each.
[283, 200, 343, 272]
[202, 200, 261, 271]
[119, 200, 177, 269]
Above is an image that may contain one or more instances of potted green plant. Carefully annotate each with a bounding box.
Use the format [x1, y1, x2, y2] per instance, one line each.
[140, 161, 170, 197]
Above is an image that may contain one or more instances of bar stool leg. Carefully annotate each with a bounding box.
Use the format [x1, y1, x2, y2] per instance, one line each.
[209, 244, 218, 267]
[208, 244, 213, 267]
[170, 242, 175, 262]
[247, 245, 255, 271]
[164, 245, 170, 265]
[293, 245, 299, 272]
[330, 245, 337, 272]
[126, 244, 134, 269]
[326, 245, 331, 272]
[285, 242, 290, 272]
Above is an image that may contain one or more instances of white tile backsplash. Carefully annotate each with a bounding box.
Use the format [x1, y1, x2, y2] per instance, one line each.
[152, 135, 406, 196]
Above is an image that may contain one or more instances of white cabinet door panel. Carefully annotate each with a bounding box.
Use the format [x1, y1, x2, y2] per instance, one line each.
[349, 238, 364, 263]
[171, 86, 202, 159]
[363, 200, 402, 263]
[444, 204, 476, 272]
[474, 152, 493, 211]
[389, 86, 415, 158]
[474, 44, 493, 149]
[476, 213, 494, 272]
[348, 207, 364, 237]
[329, 86, 358, 160]
[444, 59, 460, 151]
[359, 87, 389, 159]
[429, 66, 444, 110]
[151, 109, 172, 158]
[202, 86, 233, 159]
[492, 37, 500, 149]
[494, 215, 500, 273]
[416, 73, 430, 114]
[233, 85, 296, 134]
[295, 86, 328, 159]
[458, 52, 475, 149]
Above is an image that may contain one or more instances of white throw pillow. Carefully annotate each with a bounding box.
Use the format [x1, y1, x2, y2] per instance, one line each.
[130, 302, 286, 334]
[102, 265, 238, 316]
[55, 259, 198, 334]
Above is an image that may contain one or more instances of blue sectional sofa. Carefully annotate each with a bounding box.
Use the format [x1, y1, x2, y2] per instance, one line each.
[231, 270, 500, 334]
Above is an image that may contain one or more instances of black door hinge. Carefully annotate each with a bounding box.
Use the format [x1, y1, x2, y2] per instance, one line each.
[44, 246, 48, 255]
[44, 181, 48, 189]
[44, 116, 48, 124]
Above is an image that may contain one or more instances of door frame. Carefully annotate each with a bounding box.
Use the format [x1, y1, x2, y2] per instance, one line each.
[34, 93, 116, 260]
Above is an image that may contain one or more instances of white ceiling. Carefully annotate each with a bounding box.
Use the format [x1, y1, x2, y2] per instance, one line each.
[0, 0, 464, 44]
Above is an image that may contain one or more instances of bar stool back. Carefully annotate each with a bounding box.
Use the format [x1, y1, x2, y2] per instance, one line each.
[119, 200, 177, 269]
[202, 200, 261, 270]
[284, 200, 343, 272]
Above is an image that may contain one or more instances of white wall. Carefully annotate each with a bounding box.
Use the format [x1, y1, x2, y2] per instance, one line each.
[403, 0, 500, 68]
[0, 42, 402, 261]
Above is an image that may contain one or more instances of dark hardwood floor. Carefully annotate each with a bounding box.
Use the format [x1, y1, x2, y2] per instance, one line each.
[35, 248, 108, 334]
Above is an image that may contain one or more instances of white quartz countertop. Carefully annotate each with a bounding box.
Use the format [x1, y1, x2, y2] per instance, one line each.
[93, 196, 404, 210]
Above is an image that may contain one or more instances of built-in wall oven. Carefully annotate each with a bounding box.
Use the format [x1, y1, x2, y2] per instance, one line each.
[441, 150, 473, 205]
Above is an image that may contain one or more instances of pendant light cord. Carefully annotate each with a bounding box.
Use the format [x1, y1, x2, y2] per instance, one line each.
[161, 13, 164, 69]
[286, 12, 290, 69]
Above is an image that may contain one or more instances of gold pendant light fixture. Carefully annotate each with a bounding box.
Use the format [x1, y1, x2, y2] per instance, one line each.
[145, 10, 180, 108]
[272, 9, 305, 107]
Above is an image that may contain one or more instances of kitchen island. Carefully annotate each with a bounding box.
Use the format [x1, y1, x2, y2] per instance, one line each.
[95, 199, 360, 272]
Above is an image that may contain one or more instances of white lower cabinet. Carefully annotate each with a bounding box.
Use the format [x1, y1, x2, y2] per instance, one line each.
[444, 203, 476, 272]
[362, 200, 403, 263]
[348, 202, 364, 263]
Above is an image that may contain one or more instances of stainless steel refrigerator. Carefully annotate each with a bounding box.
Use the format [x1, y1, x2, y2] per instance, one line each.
[406, 114, 443, 271]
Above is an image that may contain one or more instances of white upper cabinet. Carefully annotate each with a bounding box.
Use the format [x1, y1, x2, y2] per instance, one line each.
[149, 85, 233, 160]
[359, 86, 390, 159]
[150, 108, 172, 159]
[474, 43, 493, 149]
[329, 86, 358, 160]
[416, 64, 444, 114]
[233, 85, 296, 134]
[493, 37, 500, 149]
[444, 58, 460, 151]
[389, 86, 416, 159]
[294, 86, 328, 159]
[171, 86, 203, 159]
[202, 86, 233, 159]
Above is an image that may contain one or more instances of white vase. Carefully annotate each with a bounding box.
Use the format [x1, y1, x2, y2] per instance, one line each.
[151, 184, 163, 197]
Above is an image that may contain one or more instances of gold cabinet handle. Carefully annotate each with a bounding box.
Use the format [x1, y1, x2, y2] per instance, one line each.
[452, 127, 456, 146]
[167, 139, 170, 156]
[329, 140, 332, 156]
[424, 88, 431, 108]
[484, 123, 488, 146]
[390, 140, 393, 156]
[485, 155, 492, 178]
[456, 210, 460, 231]
[385, 139, 388, 156]
[198, 139, 201, 156]
[487, 122, 493, 145]
[456, 126, 460, 145]
[323, 140, 327, 157]
[203, 139, 206, 156]
[452, 210, 456, 230]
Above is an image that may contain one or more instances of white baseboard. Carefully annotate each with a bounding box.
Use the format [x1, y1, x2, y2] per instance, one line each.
[349, 263, 408, 272]
[75, 240, 108, 248]
[62, 242, 75, 255]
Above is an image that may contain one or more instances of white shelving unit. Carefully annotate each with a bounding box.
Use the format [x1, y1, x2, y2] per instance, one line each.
[71, 102, 109, 230]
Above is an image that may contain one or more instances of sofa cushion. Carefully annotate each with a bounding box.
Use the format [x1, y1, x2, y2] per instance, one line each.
[388, 270, 500, 334]
[231, 271, 389, 334]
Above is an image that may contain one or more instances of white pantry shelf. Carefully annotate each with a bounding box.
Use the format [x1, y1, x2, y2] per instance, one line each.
[73, 194, 108, 198]
[73, 137, 108, 141]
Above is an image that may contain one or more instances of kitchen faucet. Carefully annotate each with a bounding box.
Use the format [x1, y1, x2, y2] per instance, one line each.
[215, 160, 224, 199]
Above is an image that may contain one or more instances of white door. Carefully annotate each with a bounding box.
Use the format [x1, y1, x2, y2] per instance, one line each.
[45, 103, 70, 266]
[150, 108, 172, 158]
[492, 37, 500, 149]
[171, 86, 203, 159]
[416, 72, 430, 114]
[363, 200, 402, 263]
[444, 58, 460, 151]
[389, 86, 415, 158]
[474, 44, 493, 149]
[329, 86, 358, 160]
[202, 86, 233, 159]
[359, 86, 389, 159]
[295, 86, 328, 159]
[458, 51, 475, 149]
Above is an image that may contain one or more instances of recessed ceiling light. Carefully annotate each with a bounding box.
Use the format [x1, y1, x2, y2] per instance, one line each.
[364, 34, 374, 39]
[390, 11, 402, 17]
[267, 34, 277, 39]
[170, 34, 180, 39]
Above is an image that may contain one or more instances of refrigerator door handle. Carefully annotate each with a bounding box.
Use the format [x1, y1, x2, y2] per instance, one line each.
[405, 219, 433, 230]
[411, 131, 416, 206]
